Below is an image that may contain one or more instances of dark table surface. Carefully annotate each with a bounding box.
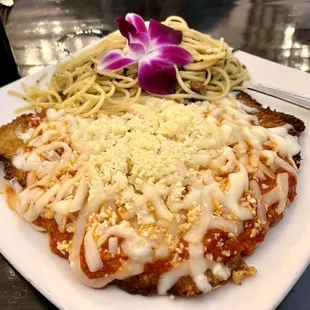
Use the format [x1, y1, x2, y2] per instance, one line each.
[1, 0, 310, 309]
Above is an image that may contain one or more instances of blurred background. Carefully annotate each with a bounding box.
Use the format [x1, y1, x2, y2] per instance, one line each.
[1, 0, 310, 79]
[0, 0, 310, 309]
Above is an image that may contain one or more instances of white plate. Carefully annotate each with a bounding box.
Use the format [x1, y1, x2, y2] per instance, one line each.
[0, 50, 310, 310]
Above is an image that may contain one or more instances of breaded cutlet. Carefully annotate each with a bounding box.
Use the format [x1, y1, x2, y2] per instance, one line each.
[113, 92, 305, 296]
[0, 93, 305, 297]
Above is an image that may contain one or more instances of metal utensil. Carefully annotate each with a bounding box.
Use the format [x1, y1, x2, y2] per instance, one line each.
[245, 81, 310, 111]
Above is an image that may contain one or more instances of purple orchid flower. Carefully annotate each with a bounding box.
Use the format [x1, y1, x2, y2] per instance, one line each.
[98, 13, 193, 95]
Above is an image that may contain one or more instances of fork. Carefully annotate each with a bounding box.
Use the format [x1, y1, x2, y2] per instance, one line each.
[231, 48, 310, 111]
[245, 81, 310, 111]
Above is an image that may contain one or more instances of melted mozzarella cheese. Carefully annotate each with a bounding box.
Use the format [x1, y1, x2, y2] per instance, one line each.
[84, 227, 103, 272]
[262, 173, 289, 214]
[158, 262, 189, 295]
[188, 243, 211, 293]
[11, 95, 300, 294]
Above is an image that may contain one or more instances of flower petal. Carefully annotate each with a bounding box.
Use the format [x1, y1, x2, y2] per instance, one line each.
[116, 15, 150, 51]
[115, 16, 137, 41]
[152, 45, 193, 66]
[127, 43, 146, 59]
[98, 50, 136, 71]
[148, 19, 182, 47]
[138, 58, 177, 95]
[129, 32, 150, 52]
[125, 13, 147, 33]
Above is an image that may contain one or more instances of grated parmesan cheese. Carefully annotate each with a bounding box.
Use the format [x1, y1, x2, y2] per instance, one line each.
[11, 96, 300, 294]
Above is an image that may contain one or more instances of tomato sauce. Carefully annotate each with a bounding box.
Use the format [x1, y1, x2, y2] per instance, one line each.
[287, 173, 297, 202]
[259, 176, 277, 195]
[203, 225, 266, 263]
[33, 217, 72, 259]
[80, 237, 127, 279]
[237, 223, 267, 256]
[32, 162, 298, 279]
[28, 110, 47, 127]
[79, 168, 295, 279]
[144, 259, 172, 274]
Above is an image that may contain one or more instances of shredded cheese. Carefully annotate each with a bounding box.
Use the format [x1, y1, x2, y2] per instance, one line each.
[10, 95, 300, 294]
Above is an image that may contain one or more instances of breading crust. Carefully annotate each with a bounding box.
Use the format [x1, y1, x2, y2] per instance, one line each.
[236, 92, 305, 136]
[0, 113, 43, 186]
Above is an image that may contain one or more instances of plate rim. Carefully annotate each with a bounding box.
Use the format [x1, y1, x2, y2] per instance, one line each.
[0, 49, 310, 310]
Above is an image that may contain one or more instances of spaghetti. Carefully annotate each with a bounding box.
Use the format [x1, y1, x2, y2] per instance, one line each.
[9, 16, 248, 116]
